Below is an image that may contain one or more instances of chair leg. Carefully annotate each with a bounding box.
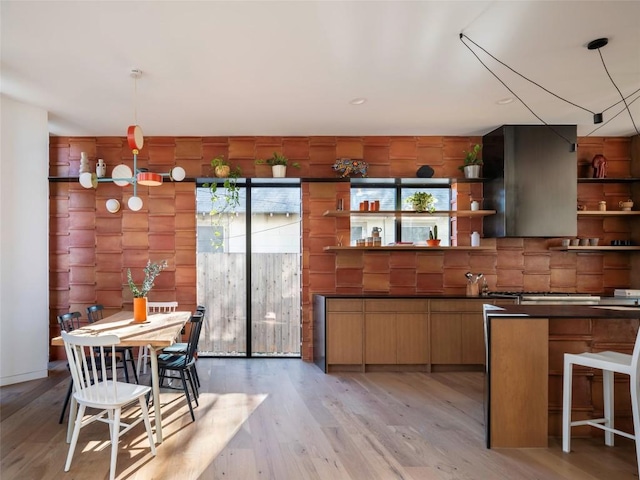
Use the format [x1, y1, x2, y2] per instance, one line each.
[603, 369, 615, 447]
[187, 369, 199, 406]
[562, 358, 573, 453]
[138, 396, 157, 455]
[109, 407, 121, 480]
[64, 404, 86, 472]
[59, 379, 73, 424]
[180, 370, 195, 421]
[193, 362, 200, 388]
[631, 373, 640, 474]
[128, 348, 139, 384]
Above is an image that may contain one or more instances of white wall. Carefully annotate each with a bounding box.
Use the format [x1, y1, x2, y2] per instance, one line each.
[0, 94, 50, 385]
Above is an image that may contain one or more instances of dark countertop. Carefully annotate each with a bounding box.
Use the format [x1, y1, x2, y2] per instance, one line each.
[484, 304, 640, 319]
[313, 293, 499, 300]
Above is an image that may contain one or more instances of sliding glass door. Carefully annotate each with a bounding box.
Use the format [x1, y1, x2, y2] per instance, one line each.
[196, 181, 301, 357]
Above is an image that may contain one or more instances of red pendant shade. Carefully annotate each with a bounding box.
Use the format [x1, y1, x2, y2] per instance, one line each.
[137, 171, 163, 186]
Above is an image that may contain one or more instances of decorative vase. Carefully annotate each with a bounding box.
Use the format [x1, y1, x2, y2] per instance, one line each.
[133, 297, 148, 323]
[214, 165, 230, 178]
[272, 165, 286, 178]
[96, 159, 107, 178]
[463, 165, 481, 179]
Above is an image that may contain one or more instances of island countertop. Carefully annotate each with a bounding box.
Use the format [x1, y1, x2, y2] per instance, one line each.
[483, 303, 639, 449]
[484, 303, 640, 319]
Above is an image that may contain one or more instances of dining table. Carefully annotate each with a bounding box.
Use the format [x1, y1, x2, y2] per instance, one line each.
[51, 310, 191, 444]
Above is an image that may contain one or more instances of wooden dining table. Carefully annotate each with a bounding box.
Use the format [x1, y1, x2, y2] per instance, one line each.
[51, 310, 191, 444]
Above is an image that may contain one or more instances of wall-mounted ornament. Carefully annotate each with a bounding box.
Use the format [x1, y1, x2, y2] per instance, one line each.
[332, 158, 368, 178]
[592, 154, 607, 178]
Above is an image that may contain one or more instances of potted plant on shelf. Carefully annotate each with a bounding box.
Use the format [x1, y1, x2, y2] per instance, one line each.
[405, 192, 437, 213]
[459, 144, 482, 178]
[256, 152, 300, 178]
[127, 260, 168, 322]
[427, 225, 441, 246]
[203, 156, 242, 250]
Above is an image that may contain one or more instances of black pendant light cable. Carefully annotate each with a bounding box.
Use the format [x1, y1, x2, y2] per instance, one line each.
[586, 91, 640, 136]
[459, 33, 576, 148]
[594, 46, 640, 135]
[460, 33, 595, 115]
[460, 33, 640, 139]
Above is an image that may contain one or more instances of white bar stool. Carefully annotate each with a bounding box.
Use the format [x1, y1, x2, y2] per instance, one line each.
[562, 326, 640, 472]
[136, 301, 178, 376]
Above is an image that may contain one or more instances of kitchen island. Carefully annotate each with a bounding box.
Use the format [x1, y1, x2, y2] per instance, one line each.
[484, 304, 640, 449]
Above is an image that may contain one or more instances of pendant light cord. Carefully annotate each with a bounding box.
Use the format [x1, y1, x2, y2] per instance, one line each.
[460, 33, 640, 137]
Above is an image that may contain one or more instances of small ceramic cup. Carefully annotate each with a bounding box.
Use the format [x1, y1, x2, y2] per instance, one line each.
[561, 239, 570, 247]
[579, 238, 589, 246]
[589, 238, 599, 246]
[570, 238, 580, 246]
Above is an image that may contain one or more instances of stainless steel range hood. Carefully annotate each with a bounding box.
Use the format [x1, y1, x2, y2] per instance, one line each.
[482, 125, 577, 237]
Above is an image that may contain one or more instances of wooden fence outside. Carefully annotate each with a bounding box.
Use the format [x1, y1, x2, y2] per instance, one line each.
[196, 253, 301, 356]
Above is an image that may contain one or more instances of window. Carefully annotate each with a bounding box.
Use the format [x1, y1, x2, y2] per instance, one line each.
[350, 184, 451, 246]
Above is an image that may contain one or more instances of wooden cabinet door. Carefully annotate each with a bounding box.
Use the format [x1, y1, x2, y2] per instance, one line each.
[365, 313, 396, 364]
[327, 313, 363, 365]
[431, 313, 462, 364]
[397, 313, 429, 364]
[461, 312, 485, 364]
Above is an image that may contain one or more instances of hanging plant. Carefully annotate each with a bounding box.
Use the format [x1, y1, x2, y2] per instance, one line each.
[203, 155, 243, 250]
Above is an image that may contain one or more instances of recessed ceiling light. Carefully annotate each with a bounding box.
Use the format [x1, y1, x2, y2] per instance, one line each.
[350, 98, 367, 105]
[497, 97, 514, 105]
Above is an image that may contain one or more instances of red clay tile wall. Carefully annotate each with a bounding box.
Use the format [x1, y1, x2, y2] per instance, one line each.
[49, 135, 636, 361]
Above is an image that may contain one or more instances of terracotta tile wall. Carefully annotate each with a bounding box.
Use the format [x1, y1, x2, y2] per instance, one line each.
[49, 136, 635, 361]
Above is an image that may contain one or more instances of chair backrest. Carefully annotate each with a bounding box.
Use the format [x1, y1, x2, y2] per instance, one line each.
[86, 304, 104, 323]
[185, 312, 204, 363]
[58, 311, 83, 333]
[148, 301, 179, 313]
[61, 331, 122, 403]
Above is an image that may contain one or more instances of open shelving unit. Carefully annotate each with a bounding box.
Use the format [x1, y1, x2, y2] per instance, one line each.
[323, 210, 496, 218]
[323, 245, 494, 252]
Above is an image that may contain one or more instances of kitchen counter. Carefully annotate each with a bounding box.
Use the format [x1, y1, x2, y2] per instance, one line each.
[483, 303, 640, 449]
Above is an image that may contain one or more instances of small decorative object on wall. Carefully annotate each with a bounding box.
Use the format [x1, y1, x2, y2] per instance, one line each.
[79, 152, 90, 174]
[332, 158, 368, 178]
[96, 159, 107, 178]
[127, 260, 168, 323]
[416, 165, 434, 178]
[256, 152, 300, 177]
[592, 154, 608, 178]
[459, 144, 482, 178]
[405, 192, 436, 213]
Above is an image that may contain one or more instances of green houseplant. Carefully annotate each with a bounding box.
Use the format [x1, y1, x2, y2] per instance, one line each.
[405, 192, 437, 213]
[127, 260, 168, 298]
[127, 260, 168, 322]
[256, 152, 300, 177]
[459, 144, 482, 178]
[427, 225, 441, 246]
[204, 156, 243, 250]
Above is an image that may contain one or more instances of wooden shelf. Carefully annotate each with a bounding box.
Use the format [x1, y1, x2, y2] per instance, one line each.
[323, 210, 496, 218]
[549, 246, 640, 252]
[577, 211, 640, 216]
[577, 177, 640, 183]
[324, 246, 495, 252]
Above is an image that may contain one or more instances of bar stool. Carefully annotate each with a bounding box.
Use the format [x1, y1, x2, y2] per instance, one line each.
[562, 326, 640, 472]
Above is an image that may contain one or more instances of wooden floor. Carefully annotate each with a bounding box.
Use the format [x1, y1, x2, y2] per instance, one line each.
[1, 358, 638, 480]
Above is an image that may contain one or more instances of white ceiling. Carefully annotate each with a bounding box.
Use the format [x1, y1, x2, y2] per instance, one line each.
[2, 1, 639, 138]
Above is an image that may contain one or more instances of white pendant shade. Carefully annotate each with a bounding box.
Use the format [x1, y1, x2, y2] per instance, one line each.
[128, 196, 143, 211]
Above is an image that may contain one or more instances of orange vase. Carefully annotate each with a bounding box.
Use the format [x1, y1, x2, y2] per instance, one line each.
[133, 297, 148, 323]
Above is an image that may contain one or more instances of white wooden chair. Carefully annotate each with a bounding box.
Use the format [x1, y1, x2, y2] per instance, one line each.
[562, 326, 640, 472]
[61, 331, 156, 480]
[136, 301, 179, 376]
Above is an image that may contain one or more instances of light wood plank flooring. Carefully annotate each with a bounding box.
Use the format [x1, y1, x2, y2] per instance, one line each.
[1, 358, 637, 479]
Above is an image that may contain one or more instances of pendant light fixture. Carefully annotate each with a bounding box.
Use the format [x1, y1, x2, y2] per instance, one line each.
[78, 69, 186, 212]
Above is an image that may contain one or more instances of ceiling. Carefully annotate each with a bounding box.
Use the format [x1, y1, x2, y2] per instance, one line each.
[2, 1, 639, 138]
